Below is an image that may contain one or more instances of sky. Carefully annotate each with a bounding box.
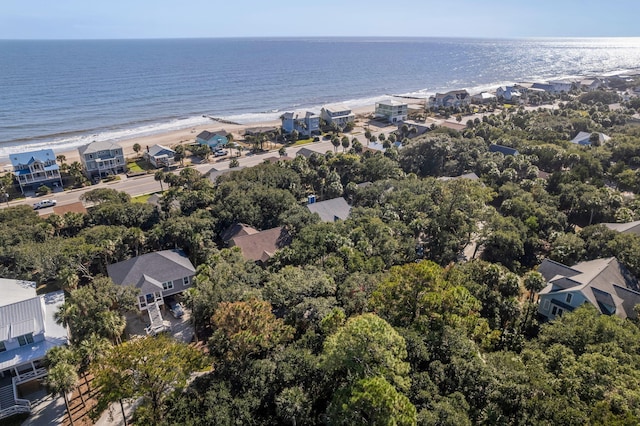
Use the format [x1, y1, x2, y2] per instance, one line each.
[1, 0, 639, 40]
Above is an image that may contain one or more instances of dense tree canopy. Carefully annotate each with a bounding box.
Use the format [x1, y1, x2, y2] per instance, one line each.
[8, 92, 640, 424]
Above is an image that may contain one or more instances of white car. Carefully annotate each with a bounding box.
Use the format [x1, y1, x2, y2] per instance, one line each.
[214, 149, 228, 157]
[33, 199, 57, 210]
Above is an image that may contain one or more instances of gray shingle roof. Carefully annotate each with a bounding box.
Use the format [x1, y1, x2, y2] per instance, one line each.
[107, 249, 195, 289]
[538, 257, 640, 319]
[602, 220, 640, 235]
[78, 140, 122, 156]
[307, 197, 351, 222]
[489, 144, 519, 156]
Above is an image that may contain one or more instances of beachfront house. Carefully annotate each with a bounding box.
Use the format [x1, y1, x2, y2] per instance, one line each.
[471, 92, 497, 104]
[78, 140, 126, 179]
[321, 104, 355, 128]
[496, 86, 522, 102]
[579, 78, 603, 91]
[196, 130, 229, 150]
[428, 90, 471, 108]
[143, 144, 176, 168]
[281, 112, 320, 137]
[10, 149, 63, 195]
[537, 257, 640, 321]
[570, 131, 611, 146]
[0, 279, 67, 420]
[374, 100, 408, 123]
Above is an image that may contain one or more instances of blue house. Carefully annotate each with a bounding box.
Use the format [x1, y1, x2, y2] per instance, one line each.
[10, 149, 63, 194]
[489, 144, 519, 156]
[196, 130, 229, 150]
[281, 111, 320, 137]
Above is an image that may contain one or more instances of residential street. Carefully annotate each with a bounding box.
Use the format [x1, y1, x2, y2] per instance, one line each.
[5, 140, 343, 212]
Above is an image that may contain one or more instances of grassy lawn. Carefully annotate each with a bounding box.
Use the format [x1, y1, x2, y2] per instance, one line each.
[131, 193, 156, 203]
[127, 159, 155, 173]
[292, 138, 314, 146]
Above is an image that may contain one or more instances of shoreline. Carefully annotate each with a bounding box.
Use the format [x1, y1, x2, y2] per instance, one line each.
[4, 66, 639, 169]
[26, 104, 377, 168]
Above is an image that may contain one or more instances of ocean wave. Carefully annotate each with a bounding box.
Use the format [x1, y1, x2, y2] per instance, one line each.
[0, 115, 212, 160]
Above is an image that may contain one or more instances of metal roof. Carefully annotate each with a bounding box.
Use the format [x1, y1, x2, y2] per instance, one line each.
[10, 149, 56, 167]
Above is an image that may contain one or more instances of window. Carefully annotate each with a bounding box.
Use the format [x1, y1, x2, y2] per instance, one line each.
[17, 333, 34, 346]
[163, 281, 174, 291]
[139, 295, 147, 308]
[551, 306, 558, 316]
[566, 293, 573, 304]
[557, 308, 564, 316]
[183, 276, 190, 286]
[0, 341, 5, 353]
[542, 299, 550, 312]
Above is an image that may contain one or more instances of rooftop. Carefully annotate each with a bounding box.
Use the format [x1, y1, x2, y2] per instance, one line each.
[78, 140, 122, 156]
[107, 249, 195, 290]
[10, 149, 56, 167]
[230, 226, 290, 263]
[0, 289, 67, 371]
[307, 197, 352, 222]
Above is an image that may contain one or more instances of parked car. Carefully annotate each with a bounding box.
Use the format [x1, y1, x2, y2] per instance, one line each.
[33, 199, 57, 210]
[165, 297, 184, 319]
[214, 149, 228, 157]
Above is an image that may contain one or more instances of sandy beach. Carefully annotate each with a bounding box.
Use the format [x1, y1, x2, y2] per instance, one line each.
[50, 104, 378, 166]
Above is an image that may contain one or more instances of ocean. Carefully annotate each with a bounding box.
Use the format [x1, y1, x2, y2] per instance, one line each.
[1, 37, 640, 159]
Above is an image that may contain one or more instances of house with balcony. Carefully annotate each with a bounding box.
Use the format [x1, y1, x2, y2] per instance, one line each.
[374, 100, 408, 123]
[78, 140, 126, 179]
[321, 104, 355, 128]
[496, 86, 522, 102]
[537, 257, 640, 321]
[143, 144, 176, 168]
[471, 92, 497, 104]
[428, 90, 471, 108]
[0, 279, 67, 420]
[281, 111, 320, 137]
[196, 130, 229, 150]
[108, 250, 196, 335]
[107, 249, 195, 311]
[10, 149, 63, 194]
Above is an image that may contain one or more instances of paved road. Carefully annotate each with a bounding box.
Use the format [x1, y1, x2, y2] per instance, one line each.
[7, 141, 340, 213]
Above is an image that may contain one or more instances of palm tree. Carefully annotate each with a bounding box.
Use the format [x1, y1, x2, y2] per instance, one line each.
[154, 171, 165, 192]
[133, 143, 142, 158]
[46, 362, 78, 426]
[331, 137, 340, 153]
[56, 155, 67, 173]
[78, 334, 112, 393]
[341, 136, 350, 152]
[98, 311, 126, 345]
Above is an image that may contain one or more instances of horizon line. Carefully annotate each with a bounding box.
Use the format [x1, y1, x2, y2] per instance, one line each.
[2, 35, 640, 42]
